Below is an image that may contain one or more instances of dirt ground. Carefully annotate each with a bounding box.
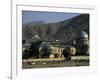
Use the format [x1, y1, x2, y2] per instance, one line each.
[22, 60, 89, 69]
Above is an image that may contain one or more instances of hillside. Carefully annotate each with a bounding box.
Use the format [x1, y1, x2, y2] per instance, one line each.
[22, 14, 89, 43]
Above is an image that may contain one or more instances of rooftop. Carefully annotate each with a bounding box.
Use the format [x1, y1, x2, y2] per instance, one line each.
[77, 31, 88, 38]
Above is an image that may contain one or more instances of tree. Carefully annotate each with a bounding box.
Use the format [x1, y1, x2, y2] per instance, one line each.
[80, 44, 89, 55]
[29, 40, 42, 58]
[40, 44, 52, 58]
[63, 47, 71, 61]
[22, 39, 26, 44]
[22, 49, 30, 59]
[23, 26, 33, 40]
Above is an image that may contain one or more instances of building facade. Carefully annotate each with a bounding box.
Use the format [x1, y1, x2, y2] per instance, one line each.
[76, 31, 89, 55]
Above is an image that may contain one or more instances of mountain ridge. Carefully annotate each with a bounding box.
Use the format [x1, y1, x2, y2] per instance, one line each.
[22, 14, 89, 43]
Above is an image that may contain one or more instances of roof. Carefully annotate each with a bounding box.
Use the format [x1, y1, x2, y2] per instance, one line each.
[23, 43, 31, 48]
[39, 42, 53, 48]
[39, 41, 74, 48]
[77, 31, 88, 38]
[65, 45, 75, 48]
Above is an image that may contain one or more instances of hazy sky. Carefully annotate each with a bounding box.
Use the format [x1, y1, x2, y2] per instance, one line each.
[22, 11, 80, 24]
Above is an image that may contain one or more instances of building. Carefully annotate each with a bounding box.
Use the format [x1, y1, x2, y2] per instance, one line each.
[39, 41, 76, 58]
[22, 31, 89, 59]
[76, 31, 89, 55]
[39, 41, 64, 58]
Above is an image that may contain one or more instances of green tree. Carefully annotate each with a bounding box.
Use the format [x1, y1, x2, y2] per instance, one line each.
[29, 40, 42, 58]
[63, 47, 71, 61]
[40, 44, 52, 58]
[23, 26, 33, 39]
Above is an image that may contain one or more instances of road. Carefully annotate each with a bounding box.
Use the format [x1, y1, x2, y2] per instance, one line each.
[22, 56, 89, 69]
